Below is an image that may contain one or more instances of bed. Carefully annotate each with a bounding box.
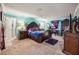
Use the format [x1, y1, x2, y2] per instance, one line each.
[26, 22, 51, 43]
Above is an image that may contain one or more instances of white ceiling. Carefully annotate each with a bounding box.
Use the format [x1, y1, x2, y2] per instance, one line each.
[4, 3, 78, 19]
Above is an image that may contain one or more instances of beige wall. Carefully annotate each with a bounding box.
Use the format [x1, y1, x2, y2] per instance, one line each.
[74, 4, 79, 16]
[3, 16, 16, 48]
[2, 5, 16, 48]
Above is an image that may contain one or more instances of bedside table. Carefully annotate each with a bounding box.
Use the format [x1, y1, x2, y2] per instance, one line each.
[19, 31, 28, 40]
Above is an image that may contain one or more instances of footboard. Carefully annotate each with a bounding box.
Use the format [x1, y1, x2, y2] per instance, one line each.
[30, 33, 45, 43]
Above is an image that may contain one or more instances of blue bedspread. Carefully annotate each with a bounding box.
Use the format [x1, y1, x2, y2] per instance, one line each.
[28, 31, 44, 39]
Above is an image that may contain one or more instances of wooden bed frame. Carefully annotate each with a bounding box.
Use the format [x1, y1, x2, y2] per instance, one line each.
[26, 22, 46, 43]
[26, 22, 52, 43]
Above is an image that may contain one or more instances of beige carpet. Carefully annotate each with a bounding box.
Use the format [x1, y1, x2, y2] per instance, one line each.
[1, 35, 65, 55]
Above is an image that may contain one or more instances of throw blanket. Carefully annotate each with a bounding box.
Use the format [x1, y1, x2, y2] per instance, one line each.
[28, 30, 44, 39]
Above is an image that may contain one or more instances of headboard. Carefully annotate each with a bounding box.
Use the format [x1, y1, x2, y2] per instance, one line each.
[26, 22, 39, 30]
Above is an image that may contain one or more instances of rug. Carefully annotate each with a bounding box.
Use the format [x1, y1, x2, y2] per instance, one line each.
[45, 38, 58, 45]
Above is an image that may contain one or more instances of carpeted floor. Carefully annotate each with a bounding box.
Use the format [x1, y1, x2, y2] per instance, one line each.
[1, 35, 65, 55]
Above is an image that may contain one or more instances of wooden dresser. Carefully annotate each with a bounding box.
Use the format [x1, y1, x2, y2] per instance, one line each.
[63, 32, 79, 55]
[19, 31, 28, 40]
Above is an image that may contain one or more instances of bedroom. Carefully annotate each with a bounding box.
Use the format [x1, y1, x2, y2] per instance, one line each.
[0, 3, 79, 55]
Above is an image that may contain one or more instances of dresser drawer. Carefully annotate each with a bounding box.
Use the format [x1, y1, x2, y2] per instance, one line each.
[63, 32, 79, 55]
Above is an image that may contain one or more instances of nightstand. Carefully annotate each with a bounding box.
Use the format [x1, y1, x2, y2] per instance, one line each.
[19, 31, 28, 40]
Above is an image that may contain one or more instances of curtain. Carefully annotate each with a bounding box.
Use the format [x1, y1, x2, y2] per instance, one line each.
[0, 21, 5, 50]
[0, 12, 5, 50]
